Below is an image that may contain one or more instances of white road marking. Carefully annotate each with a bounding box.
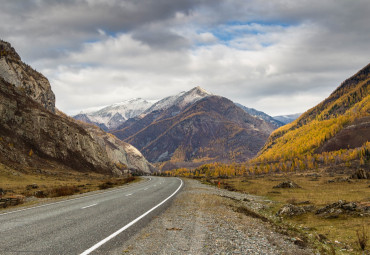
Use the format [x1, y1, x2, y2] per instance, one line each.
[125, 193, 133, 196]
[0, 177, 152, 216]
[81, 203, 97, 209]
[80, 178, 183, 255]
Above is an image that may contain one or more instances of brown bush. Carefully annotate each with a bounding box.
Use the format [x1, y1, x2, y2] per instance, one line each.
[357, 225, 368, 251]
[98, 181, 113, 190]
[49, 186, 80, 197]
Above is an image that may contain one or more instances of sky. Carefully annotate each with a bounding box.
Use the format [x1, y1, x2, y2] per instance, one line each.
[0, 0, 369, 116]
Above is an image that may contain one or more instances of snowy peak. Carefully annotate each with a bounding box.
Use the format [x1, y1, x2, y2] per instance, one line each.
[74, 98, 153, 130]
[178, 86, 211, 108]
[143, 86, 211, 114]
[74, 86, 211, 131]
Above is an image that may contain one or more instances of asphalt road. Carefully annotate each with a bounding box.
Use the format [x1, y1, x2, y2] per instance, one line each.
[0, 176, 183, 255]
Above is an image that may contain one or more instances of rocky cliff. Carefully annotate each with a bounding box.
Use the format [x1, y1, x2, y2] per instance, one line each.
[0, 40, 55, 113]
[0, 40, 154, 175]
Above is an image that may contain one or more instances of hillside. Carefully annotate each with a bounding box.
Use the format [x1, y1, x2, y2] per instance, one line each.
[114, 95, 276, 169]
[0, 40, 154, 175]
[257, 63, 370, 162]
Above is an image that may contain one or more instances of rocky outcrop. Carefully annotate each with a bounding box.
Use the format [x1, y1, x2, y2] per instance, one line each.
[315, 200, 370, 218]
[81, 122, 156, 173]
[0, 77, 153, 174]
[0, 40, 154, 175]
[0, 40, 55, 113]
[276, 204, 315, 217]
[273, 181, 301, 189]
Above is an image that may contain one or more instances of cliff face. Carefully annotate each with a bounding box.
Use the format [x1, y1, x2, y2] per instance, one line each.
[0, 40, 154, 175]
[0, 40, 55, 113]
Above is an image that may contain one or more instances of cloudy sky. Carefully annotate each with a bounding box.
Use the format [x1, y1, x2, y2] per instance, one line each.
[1, 0, 369, 116]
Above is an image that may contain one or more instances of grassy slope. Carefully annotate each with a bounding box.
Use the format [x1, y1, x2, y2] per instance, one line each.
[211, 173, 370, 254]
[0, 162, 138, 209]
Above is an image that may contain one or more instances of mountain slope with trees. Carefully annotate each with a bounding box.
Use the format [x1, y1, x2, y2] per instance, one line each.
[257, 63, 370, 163]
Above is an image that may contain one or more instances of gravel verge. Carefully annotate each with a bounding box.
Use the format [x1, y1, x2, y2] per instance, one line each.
[119, 178, 314, 255]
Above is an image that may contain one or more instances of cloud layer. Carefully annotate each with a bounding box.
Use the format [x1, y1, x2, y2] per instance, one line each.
[1, 0, 369, 115]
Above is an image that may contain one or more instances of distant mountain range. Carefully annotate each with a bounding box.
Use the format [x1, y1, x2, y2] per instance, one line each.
[273, 113, 301, 124]
[74, 87, 299, 133]
[235, 103, 285, 128]
[72, 87, 278, 169]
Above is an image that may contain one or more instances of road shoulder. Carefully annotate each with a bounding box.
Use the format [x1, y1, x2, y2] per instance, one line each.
[119, 178, 313, 254]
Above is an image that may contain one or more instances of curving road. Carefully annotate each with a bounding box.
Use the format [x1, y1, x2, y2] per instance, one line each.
[0, 177, 183, 255]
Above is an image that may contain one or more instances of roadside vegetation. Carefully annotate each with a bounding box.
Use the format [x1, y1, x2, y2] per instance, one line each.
[162, 168, 369, 254]
[0, 162, 138, 209]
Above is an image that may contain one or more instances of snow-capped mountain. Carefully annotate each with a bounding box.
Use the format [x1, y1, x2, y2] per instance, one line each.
[142, 86, 211, 115]
[74, 98, 153, 131]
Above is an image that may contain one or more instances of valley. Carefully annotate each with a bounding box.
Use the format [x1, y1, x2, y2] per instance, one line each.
[0, 4, 369, 252]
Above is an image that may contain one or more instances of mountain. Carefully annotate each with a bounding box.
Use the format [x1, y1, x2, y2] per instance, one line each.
[258, 63, 370, 162]
[112, 88, 276, 169]
[74, 98, 153, 131]
[0, 40, 154, 175]
[235, 103, 284, 128]
[142, 86, 211, 115]
[273, 113, 301, 124]
[112, 86, 213, 139]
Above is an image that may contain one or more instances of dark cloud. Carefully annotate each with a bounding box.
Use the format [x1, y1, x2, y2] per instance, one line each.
[0, 0, 369, 115]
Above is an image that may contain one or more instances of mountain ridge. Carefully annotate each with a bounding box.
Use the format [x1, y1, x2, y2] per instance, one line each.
[113, 94, 277, 169]
[0, 40, 154, 175]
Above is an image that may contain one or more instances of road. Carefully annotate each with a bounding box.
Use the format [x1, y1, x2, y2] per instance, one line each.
[0, 176, 183, 255]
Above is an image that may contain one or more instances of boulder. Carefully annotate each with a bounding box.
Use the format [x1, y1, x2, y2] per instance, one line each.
[273, 181, 301, 189]
[315, 200, 369, 218]
[276, 204, 306, 217]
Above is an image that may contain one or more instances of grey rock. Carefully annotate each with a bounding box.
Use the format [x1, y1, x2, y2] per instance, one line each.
[276, 204, 307, 217]
[0, 40, 55, 112]
[273, 181, 301, 189]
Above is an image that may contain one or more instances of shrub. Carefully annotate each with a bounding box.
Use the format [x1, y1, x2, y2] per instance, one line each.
[49, 186, 80, 197]
[357, 225, 368, 251]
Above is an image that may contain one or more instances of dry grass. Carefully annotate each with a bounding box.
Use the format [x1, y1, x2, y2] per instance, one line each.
[206, 171, 370, 254]
[0, 163, 139, 208]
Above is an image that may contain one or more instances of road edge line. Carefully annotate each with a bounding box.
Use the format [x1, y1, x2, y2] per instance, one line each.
[79, 178, 183, 255]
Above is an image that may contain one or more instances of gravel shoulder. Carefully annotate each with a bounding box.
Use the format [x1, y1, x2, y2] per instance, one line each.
[119, 178, 313, 255]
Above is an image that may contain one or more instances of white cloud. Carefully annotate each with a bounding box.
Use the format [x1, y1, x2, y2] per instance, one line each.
[0, 0, 369, 116]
